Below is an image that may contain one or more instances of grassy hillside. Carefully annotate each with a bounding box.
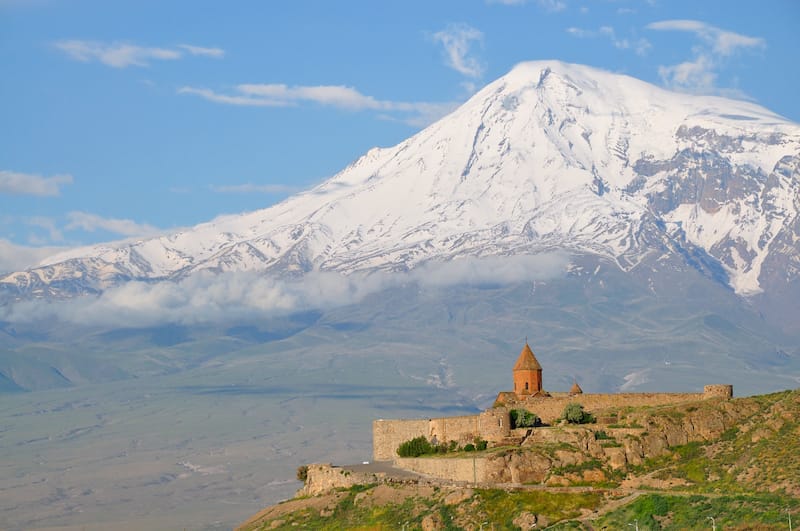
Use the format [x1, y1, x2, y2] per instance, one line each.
[238, 390, 800, 531]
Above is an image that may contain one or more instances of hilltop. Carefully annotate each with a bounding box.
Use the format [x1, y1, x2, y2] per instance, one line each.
[237, 389, 800, 530]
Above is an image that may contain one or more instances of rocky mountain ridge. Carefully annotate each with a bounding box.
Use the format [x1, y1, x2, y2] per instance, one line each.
[2, 61, 799, 305]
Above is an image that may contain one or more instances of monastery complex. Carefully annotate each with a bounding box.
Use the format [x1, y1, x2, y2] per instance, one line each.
[373, 342, 732, 461]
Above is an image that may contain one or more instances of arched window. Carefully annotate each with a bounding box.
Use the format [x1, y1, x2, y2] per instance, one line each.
[525, 381, 529, 391]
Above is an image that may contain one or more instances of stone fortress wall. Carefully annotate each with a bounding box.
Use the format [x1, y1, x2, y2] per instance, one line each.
[372, 343, 732, 462]
[518, 392, 705, 424]
[372, 385, 732, 461]
[373, 409, 508, 461]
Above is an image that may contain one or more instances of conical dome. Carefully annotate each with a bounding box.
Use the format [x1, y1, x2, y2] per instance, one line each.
[513, 343, 542, 371]
[570, 381, 583, 395]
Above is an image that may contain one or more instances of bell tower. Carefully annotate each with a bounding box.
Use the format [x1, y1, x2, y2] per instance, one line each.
[513, 341, 542, 398]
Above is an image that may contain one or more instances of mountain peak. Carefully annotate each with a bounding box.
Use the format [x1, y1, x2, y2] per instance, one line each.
[2, 62, 799, 307]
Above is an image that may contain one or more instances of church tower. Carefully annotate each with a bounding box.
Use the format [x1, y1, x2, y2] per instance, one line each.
[513, 342, 542, 398]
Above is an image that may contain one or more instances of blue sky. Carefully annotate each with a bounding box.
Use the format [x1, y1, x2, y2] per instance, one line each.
[1, 0, 798, 268]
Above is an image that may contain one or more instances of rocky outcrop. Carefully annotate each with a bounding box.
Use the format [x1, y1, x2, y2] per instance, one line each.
[465, 395, 765, 485]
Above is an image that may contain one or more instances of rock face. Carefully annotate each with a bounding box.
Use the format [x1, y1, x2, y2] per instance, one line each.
[297, 464, 378, 497]
[3, 61, 799, 316]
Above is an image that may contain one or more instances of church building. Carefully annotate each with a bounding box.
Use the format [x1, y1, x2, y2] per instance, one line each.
[513, 341, 543, 398]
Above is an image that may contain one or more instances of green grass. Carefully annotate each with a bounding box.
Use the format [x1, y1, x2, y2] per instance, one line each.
[623, 391, 800, 496]
[475, 489, 604, 527]
[550, 458, 605, 476]
[257, 488, 434, 530]
[252, 487, 605, 530]
[597, 493, 800, 530]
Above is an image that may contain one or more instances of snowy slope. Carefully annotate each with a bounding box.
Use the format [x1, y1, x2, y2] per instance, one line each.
[2, 61, 799, 299]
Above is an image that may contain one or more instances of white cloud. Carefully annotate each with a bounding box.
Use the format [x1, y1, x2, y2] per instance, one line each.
[65, 211, 161, 237]
[536, 0, 566, 11]
[646, 20, 764, 56]
[0, 170, 73, 196]
[179, 84, 455, 127]
[566, 26, 650, 56]
[177, 44, 225, 58]
[209, 183, 299, 194]
[657, 56, 717, 94]
[432, 23, 485, 78]
[646, 20, 765, 95]
[0, 239, 65, 273]
[1, 253, 569, 327]
[412, 253, 567, 289]
[54, 40, 224, 68]
[238, 84, 385, 109]
[566, 27, 590, 38]
[177, 86, 280, 107]
[490, 0, 566, 11]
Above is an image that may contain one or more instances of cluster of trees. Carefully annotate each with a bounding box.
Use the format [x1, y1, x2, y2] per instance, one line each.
[508, 402, 596, 429]
[510, 403, 596, 427]
[396, 436, 488, 457]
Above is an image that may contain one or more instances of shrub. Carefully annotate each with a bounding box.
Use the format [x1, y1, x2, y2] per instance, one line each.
[296, 465, 308, 482]
[397, 436, 434, 457]
[464, 443, 476, 452]
[475, 438, 488, 451]
[562, 403, 595, 424]
[510, 409, 541, 429]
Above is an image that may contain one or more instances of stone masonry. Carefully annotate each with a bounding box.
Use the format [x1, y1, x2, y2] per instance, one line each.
[372, 342, 732, 462]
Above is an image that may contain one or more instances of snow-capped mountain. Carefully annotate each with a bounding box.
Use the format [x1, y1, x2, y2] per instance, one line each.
[3, 61, 799, 301]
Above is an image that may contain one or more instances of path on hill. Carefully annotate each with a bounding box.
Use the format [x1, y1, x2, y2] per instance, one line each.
[578, 490, 643, 529]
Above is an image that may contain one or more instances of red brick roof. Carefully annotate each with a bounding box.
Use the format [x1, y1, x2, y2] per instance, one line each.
[513, 343, 542, 371]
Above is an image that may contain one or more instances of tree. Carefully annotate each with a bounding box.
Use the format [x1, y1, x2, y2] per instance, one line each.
[561, 403, 595, 424]
[510, 409, 540, 429]
[397, 436, 434, 457]
[296, 465, 308, 482]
